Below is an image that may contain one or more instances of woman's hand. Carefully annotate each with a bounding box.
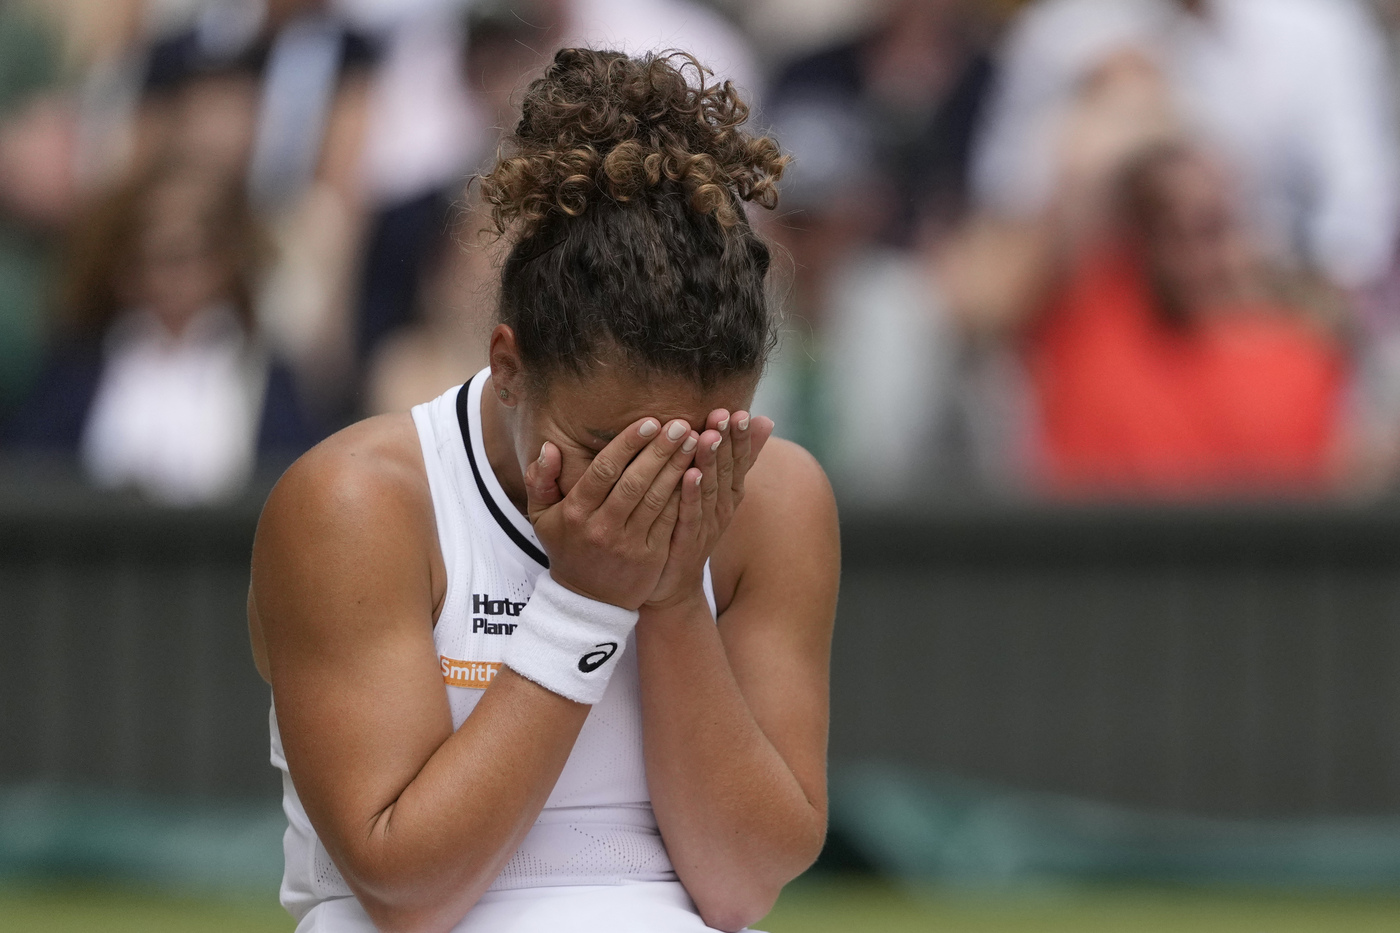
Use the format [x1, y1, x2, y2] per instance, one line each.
[646, 409, 774, 610]
[525, 417, 700, 610]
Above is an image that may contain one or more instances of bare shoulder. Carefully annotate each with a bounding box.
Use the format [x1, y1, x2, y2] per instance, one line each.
[255, 413, 434, 561]
[743, 437, 837, 521]
[712, 437, 840, 614]
[261, 411, 425, 518]
[249, 413, 441, 680]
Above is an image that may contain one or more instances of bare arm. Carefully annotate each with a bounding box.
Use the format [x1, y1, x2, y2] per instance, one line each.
[252, 418, 589, 933]
[639, 426, 839, 931]
[251, 412, 699, 933]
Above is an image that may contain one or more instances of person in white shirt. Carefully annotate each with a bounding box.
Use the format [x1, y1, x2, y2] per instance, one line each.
[4, 161, 317, 502]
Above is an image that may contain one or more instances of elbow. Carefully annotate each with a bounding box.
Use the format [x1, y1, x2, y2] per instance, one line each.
[353, 883, 447, 933]
[365, 912, 431, 933]
[322, 811, 500, 933]
[345, 864, 481, 933]
[687, 864, 787, 931]
[694, 867, 805, 931]
[694, 816, 828, 931]
[357, 889, 478, 933]
[696, 892, 780, 933]
[358, 901, 443, 933]
[692, 850, 822, 932]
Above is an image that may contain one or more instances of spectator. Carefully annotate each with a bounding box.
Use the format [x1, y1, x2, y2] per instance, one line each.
[1027, 144, 1348, 495]
[49, 0, 163, 194]
[759, 99, 958, 500]
[0, 5, 75, 420]
[3, 161, 318, 504]
[772, 0, 996, 246]
[974, 0, 1399, 292]
[138, 0, 380, 421]
[355, 2, 479, 214]
[356, 1, 542, 370]
[140, 0, 377, 204]
[363, 202, 496, 415]
[1337, 0, 1400, 490]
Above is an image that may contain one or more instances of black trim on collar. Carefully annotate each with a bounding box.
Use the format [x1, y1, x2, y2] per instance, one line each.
[456, 378, 550, 569]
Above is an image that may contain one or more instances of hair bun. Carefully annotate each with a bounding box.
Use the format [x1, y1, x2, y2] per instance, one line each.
[481, 48, 787, 235]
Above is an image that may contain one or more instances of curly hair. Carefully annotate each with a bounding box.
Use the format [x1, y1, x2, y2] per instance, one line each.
[477, 48, 788, 389]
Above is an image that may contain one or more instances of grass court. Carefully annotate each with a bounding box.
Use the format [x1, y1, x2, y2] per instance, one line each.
[4, 877, 1400, 932]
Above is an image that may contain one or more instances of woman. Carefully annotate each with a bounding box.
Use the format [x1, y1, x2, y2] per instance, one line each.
[4, 160, 317, 502]
[248, 49, 839, 933]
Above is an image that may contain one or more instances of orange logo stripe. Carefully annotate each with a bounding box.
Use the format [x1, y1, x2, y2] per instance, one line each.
[440, 656, 502, 689]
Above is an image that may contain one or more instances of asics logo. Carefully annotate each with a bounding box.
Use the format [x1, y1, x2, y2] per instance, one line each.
[577, 642, 618, 673]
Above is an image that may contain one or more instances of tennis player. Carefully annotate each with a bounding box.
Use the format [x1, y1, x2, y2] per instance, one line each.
[248, 48, 838, 933]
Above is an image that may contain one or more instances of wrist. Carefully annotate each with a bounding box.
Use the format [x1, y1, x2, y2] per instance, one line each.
[504, 571, 640, 704]
[548, 572, 623, 608]
[641, 584, 711, 622]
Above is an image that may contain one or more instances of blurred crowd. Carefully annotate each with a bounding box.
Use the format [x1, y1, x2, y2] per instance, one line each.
[4, 0, 1400, 504]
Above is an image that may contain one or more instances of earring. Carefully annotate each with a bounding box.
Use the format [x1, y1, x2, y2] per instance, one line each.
[499, 389, 509, 400]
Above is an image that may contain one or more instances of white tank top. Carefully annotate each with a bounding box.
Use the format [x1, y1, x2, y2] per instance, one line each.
[273, 369, 715, 921]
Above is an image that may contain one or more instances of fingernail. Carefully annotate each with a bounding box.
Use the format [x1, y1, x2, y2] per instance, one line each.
[666, 421, 686, 441]
[639, 420, 659, 438]
[718, 416, 730, 432]
[539, 444, 547, 465]
[693, 473, 702, 485]
[710, 439, 721, 452]
[737, 415, 750, 431]
[682, 436, 697, 453]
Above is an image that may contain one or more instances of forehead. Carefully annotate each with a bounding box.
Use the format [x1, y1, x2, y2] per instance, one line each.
[539, 365, 757, 435]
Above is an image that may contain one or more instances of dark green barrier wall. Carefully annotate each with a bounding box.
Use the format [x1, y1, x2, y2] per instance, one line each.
[0, 476, 272, 800]
[3, 476, 1399, 817]
[836, 504, 1400, 818]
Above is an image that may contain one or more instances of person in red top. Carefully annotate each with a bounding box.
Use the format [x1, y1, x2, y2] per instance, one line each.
[1027, 143, 1348, 496]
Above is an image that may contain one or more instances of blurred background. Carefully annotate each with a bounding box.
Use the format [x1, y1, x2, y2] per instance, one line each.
[4, 0, 1400, 929]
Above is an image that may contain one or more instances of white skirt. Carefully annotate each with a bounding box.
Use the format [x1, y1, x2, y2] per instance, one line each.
[294, 880, 765, 932]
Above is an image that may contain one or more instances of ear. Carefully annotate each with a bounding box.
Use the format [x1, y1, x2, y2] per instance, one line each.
[488, 324, 525, 407]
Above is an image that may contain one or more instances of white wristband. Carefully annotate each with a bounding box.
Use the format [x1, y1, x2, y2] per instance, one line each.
[503, 571, 640, 704]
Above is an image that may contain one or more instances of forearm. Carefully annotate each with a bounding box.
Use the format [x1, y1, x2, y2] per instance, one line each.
[637, 595, 826, 930]
[326, 672, 588, 933]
